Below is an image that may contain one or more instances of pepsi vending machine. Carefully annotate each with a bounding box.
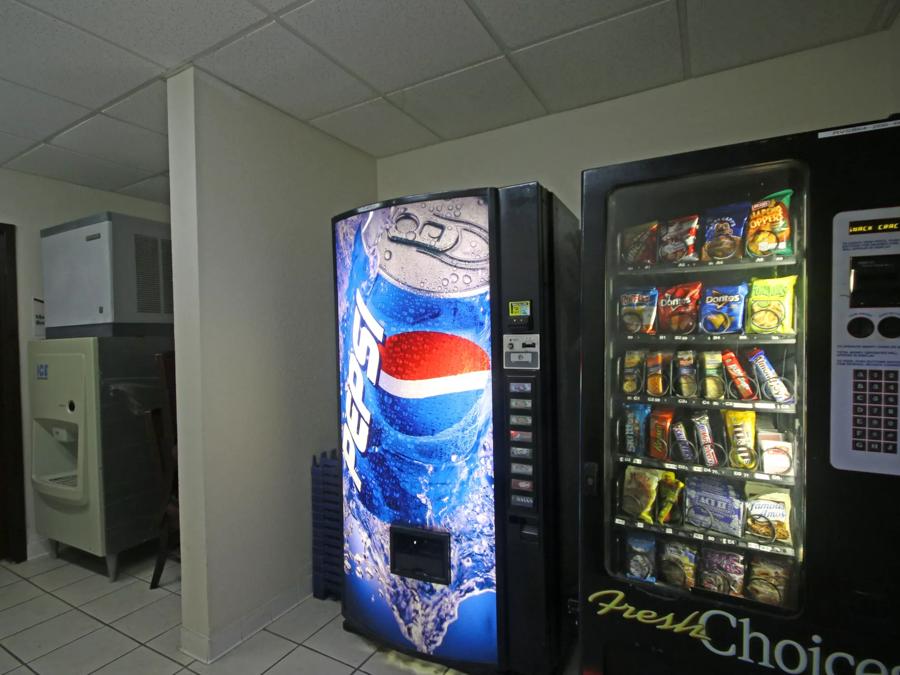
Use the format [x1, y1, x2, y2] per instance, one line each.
[332, 184, 579, 674]
[579, 116, 900, 675]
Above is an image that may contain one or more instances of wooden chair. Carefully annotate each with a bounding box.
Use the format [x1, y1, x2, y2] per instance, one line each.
[144, 351, 179, 589]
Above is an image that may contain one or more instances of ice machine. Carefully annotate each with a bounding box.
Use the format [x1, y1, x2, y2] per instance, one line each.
[29, 336, 172, 579]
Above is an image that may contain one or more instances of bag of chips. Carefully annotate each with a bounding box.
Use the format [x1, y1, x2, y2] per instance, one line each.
[684, 475, 743, 537]
[702, 352, 726, 400]
[625, 533, 657, 582]
[725, 410, 757, 470]
[659, 541, 698, 588]
[621, 221, 659, 266]
[674, 350, 698, 398]
[622, 466, 660, 524]
[745, 484, 792, 544]
[692, 411, 722, 467]
[658, 282, 702, 334]
[623, 403, 651, 456]
[701, 202, 751, 261]
[746, 189, 793, 258]
[620, 288, 658, 334]
[645, 351, 672, 396]
[699, 283, 748, 334]
[659, 215, 700, 264]
[747, 276, 797, 335]
[747, 348, 794, 403]
[649, 408, 675, 460]
[656, 471, 684, 524]
[700, 549, 746, 597]
[746, 557, 792, 605]
[622, 350, 646, 395]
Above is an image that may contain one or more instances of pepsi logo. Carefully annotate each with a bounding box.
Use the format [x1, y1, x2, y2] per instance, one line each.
[376, 331, 491, 436]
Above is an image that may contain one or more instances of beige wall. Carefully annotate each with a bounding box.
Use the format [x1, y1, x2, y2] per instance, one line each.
[0, 168, 169, 559]
[377, 27, 899, 213]
[167, 68, 376, 662]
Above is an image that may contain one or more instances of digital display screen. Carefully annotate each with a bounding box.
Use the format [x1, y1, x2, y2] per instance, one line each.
[334, 196, 498, 664]
[509, 300, 532, 317]
[850, 254, 900, 308]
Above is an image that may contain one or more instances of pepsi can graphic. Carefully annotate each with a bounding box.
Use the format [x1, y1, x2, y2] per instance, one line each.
[334, 194, 497, 663]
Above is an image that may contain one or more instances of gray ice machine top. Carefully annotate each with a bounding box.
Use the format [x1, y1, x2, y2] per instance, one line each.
[41, 212, 173, 338]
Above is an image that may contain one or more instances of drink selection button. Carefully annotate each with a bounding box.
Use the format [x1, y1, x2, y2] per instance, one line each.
[510, 398, 532, 409]
[511, 494, 534, 509]
[510, 430, 533, 443]
[509, 382, 533, 393]
[510, 446, 533, 459]
[511, 462, 533, 476]
[510, 414, 533, 426]
[511, 479, 534, 492]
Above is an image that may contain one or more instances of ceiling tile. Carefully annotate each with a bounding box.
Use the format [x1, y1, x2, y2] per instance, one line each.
[0, 78, 91, 140]
[311, 99, 439, 157]
[0, 130, 35, 163]
[282, 0, 500, 92]
[51, 114, 168, 173]
[686, 0, 883, 76]
[104, 80, 167, 134]
[388, 58, 544, 139]
[6, 144, 153, 191]
[252, 0, 302, 13]
[197, 21, 373, 120]
[0, 1, 160, 108]
[20, 0, 266, 68]
[468, 0, 657, 49]
[511, 1, 683, 113]
[119, 173, 170, 204]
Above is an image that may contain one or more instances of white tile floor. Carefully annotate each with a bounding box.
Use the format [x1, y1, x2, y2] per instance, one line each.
[2, 549, 577, 675]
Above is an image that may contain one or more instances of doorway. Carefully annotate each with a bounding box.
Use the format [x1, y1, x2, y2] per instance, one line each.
[1, 223, 26, 562]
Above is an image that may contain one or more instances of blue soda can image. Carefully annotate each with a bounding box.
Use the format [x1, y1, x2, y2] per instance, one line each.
[334, 195, 498, 662]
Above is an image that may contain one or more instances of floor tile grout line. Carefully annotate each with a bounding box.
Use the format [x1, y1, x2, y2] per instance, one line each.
[83, 639, 182, 675]
[0, 590, 48, 616]
[10, 574, 177, 664]
[292, 640, 373, 671]
[4, 624, 107, 666]
[3, 562, 179, 640]
[257, 642, 300, 675]
[0, 643, 28, 670]
[92, 582, 179, 629]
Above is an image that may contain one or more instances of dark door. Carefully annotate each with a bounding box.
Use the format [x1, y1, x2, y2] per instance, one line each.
[0, 223, 26, 562]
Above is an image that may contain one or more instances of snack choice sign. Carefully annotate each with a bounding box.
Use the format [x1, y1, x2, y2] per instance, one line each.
[588, 590, 899, 675]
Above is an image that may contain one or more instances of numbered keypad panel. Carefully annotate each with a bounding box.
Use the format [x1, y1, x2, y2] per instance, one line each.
[852, 369, 899, 453]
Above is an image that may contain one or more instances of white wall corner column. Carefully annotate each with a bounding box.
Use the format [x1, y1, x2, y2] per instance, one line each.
[166, 67, 376, 663]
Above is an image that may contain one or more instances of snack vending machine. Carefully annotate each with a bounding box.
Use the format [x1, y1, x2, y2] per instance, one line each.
[579, 116, 900, 675]
[332, 185, 579, 674]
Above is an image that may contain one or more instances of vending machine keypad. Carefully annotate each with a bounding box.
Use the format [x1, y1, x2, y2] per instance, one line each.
[850, 369, 899, 453]
[831, 208, 900, 473]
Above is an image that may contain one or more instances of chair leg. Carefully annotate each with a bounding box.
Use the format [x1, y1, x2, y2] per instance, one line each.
[105, 553, 119, 582]
[150, 517, 170, 590]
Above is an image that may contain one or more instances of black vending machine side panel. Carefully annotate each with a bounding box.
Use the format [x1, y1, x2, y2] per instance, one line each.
[579, 116, 900, 675]
[497, 183, 580, 675]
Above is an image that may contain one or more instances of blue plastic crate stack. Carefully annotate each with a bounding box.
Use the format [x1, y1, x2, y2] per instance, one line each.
[311, 449, 342, 600]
